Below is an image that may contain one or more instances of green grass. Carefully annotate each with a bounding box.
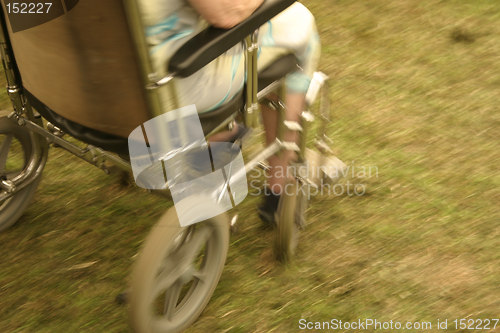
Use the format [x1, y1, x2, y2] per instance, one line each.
[0, 0, 499, 332]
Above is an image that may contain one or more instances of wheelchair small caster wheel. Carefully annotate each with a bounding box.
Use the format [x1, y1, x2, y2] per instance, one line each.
[274, 178, 305, 263]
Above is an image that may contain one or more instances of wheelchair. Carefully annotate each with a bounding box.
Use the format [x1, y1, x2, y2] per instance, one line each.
[0, 0, 343, 332]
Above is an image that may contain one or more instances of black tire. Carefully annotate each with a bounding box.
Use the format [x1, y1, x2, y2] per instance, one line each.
[129, 206, 229, 333]
[274, 178, 306, 263]
[0, 117, 43, 232]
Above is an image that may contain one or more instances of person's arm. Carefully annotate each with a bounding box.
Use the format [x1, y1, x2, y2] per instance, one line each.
[187, 0, 265, 29]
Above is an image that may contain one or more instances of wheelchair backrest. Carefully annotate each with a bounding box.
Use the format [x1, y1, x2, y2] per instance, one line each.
[0, 0, 152, 138]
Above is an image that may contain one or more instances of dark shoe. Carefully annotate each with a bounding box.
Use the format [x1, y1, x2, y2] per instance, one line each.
[257, 190, 280, 228]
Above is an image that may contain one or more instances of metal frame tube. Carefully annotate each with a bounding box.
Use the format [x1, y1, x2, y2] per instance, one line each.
[276, 82, 287, 142]
[244, 30, 260, 128]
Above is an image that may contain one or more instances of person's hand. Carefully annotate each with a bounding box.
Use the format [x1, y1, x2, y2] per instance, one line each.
[187, 0, 265, 29]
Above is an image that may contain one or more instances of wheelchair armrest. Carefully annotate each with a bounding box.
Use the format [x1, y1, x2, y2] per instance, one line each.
[168, 0, 296, 77]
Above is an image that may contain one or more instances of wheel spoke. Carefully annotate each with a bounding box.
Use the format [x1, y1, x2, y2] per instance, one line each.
[163, 281, 182, 320]
[192, 268, 206, 283]
[0, 134, 13, 173]
[177, 225, 211, 263]
[151, 227, 210, 300]
[174, 266, 201, 309]
[152, 259, 183, 298]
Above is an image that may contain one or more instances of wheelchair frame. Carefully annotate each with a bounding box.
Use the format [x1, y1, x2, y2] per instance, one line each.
[0, 0, 336, 331]
[0, 0, 332, 205]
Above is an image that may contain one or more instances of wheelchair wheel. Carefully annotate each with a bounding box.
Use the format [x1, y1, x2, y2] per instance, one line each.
[0, 116, 43, 232]
[274, 178, 306, 263]
[129, 206, 229, 333]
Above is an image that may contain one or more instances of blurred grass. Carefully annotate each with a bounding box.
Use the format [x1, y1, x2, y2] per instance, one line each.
[0, 0, 499, 332]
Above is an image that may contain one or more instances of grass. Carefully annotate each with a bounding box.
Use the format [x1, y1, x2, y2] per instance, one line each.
[0, 0, 499, 332]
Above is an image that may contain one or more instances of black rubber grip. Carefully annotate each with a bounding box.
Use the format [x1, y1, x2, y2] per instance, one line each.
[168, 0, 296, 77]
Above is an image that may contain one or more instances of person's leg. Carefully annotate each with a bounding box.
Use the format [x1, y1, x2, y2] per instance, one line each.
[258, 92, 305, 224]
[207, 120, 252, 144]
[257, 3, 320, 223]
[261, 93, 304, 194]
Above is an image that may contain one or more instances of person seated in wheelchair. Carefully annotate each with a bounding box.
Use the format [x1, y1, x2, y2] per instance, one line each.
[139, 0, 320, 225]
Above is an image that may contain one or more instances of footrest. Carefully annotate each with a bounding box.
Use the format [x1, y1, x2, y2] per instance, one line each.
[305, 148, 347, 186]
